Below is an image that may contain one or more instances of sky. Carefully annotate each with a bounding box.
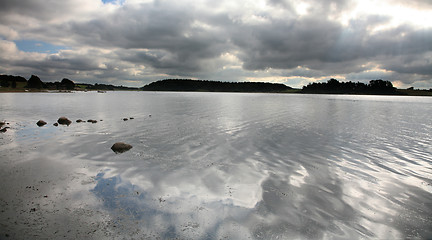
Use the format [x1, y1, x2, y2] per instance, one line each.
[0, 0, 431, 88]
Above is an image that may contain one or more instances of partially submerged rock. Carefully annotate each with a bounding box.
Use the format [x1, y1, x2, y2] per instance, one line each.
[76, 119, 83, 123]
[57, 117, 71, 126]
[36, 120, 47, 127]
[123, 118, 128, 121]
[0, 121, 5, 127]
[0, 127, 7, 133]
[87, 119, 97, 123]
[111, 142, 133, 153]
[129, 117, 134, 120]
[53, 123, 58, 126]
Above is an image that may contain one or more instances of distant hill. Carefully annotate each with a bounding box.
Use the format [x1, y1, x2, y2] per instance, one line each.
[142, 79, 292, 93]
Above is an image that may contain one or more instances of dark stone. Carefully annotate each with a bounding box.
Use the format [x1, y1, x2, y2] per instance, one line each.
[57, 117, 71, 126]
[0, 128, 7, 133]
[123, 118, 128, 121]
[87, 119, 97, 123]
[76, 119, 83, 123]
[53, 123, 58, 126]
[111, 142, 132, 153]
[36, 120, 47, 127]
[129, 117, 134, 120]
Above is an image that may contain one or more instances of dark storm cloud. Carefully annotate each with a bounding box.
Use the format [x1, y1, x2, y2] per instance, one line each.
[46, 2, 233, 76]
[15, 52, 101, 73]
[231, 17, 342, 70]
[383, 54, 432, 76]
[230, 13, 432, 79]
[66, 5, 194, 48]
[117, 49, 204, 75]
[0, 0, 96, 25]
[0, 0, 48, 21]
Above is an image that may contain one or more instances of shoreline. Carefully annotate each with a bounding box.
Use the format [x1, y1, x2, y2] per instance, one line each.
[2, 88, 432, 96]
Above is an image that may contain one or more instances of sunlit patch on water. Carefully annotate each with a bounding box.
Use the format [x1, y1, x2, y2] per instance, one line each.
[289, 164, 309, 188]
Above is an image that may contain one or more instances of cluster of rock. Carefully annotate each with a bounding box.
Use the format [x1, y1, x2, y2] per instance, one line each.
[34, 117, 134, 153]
[76, 119, 99, 123]
[2, 116, 140, 154]
[36, 116, 138, 127]
[36, 117, 102, 127]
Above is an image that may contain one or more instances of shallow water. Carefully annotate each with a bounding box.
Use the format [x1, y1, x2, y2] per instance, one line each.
[0, 92, 431, 239]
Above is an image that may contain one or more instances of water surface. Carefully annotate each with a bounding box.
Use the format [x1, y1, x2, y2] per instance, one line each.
[0, 92, 431, 239]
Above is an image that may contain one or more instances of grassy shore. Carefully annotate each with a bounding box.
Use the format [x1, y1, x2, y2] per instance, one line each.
[396, 89, 432, 96]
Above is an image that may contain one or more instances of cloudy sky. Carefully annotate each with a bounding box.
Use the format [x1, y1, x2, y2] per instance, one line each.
[0, 0, 431, 88]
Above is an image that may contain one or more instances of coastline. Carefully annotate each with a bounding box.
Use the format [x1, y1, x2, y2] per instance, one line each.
[2, 88, 432, 96]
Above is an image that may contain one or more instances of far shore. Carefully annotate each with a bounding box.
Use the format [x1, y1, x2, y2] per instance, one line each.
[1, 75, 431, 96]
[2, 88, 432, 96]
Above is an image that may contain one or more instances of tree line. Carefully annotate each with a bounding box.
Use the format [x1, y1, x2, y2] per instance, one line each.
[0, 74, 139, 91]
[301, 78, 397, 94]
[142, 79, 292, 92]
[0, 75, 27, 88]
[2, 74, 430, 95]
[0, 74, 76, 90]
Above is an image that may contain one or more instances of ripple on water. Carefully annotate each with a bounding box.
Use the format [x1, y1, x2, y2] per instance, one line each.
[0, 92, 431, 239]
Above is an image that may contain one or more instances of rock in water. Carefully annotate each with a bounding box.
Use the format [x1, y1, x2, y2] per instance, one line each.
[53, 123, 58, 126]
[76, 119, 83, 123]
[111, 142, 133, 153]
[57, 117, 71, 126]
[36, 120, 47, 127]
